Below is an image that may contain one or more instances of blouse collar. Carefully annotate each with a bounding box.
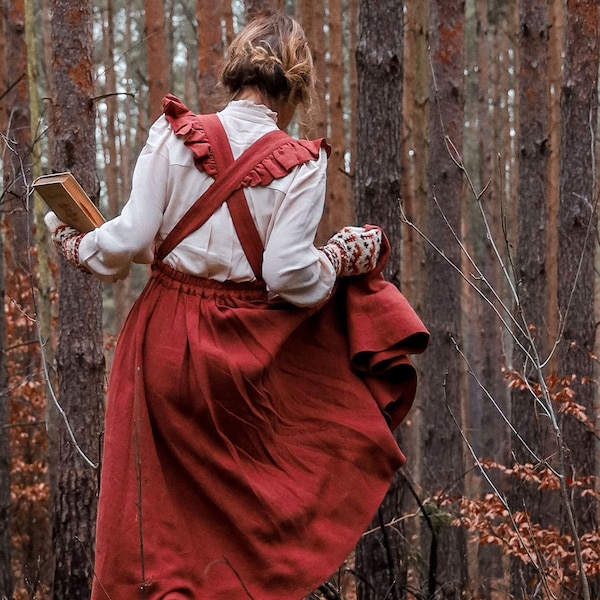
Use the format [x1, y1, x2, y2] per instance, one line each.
[221, 100, 279, 124]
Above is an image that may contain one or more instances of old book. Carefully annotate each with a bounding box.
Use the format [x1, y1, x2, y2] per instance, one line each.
[33, 172, 105, 233]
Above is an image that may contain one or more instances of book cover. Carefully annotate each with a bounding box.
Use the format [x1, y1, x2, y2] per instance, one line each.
[33, 172, 105, 233]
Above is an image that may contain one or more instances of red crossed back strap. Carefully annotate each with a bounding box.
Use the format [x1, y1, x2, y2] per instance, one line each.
[156, 114, 291, 278]
[200, 115, 266, 279]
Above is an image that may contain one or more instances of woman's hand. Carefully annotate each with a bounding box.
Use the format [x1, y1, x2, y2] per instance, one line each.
[44, 212, 90, 273]
[320, 225, 382, 277]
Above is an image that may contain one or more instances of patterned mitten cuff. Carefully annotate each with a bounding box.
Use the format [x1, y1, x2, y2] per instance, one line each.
[44, 211, 90, 273]
[319, 243, 344, 276]
[320, 226, 382, 277]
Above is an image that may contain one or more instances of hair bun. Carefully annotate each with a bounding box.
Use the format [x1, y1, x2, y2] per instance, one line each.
[219, 13, 316, 115]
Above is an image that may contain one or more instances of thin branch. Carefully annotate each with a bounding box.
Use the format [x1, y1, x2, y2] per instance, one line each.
[520, 510, 558, 600]
[0, 72, 26, 103]
[442, 380, 544, 584]
[4, 337, 40, 352]
[37, 322, 98, 470]
[3, 420, 46, 429]
[75, 535, 112, 600]
[449, 335, 549, 471]
[399, 200, 534, 364]
[3, 137, 101, 471]
[362, 510, 421, 537]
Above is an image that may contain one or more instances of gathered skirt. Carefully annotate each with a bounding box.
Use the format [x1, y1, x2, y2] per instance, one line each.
[91, 260, 426, 600]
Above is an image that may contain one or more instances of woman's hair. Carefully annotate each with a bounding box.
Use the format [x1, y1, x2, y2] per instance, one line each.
[219, 13, 316, 120]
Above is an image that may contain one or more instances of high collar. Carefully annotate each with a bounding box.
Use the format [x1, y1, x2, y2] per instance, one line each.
[220, 100, 279, 124]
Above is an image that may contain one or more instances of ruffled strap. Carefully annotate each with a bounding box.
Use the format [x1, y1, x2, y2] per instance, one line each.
[162, 93, 330, 187]
[163, 93, 218, 177]
[239, 138, 329, 188]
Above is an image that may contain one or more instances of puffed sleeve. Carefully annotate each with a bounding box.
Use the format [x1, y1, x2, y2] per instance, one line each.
[262, 148, 337, 307]
[78, 116, 171, 282]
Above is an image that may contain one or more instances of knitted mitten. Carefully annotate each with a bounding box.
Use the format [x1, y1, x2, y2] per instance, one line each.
[320, 226, 382, 277]
[44, 211, 90, 273]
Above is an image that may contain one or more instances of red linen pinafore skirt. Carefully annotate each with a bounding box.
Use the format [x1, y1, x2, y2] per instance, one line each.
[91, 102, 429, 599]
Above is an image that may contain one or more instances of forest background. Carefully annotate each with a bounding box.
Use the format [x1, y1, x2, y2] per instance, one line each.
[1, 0, 600, 599]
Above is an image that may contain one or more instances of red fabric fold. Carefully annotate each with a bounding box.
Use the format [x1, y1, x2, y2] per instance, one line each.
[162, 93, 330, 188]
[343, 274, 429, 428]
[343, 231, 429, 428]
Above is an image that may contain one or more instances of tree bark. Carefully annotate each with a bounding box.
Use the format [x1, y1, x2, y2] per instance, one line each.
[0, 2, 6, 134]
[399, 2, 430, 596]
[353, 0, 404, 597]
[353, 0, 403, 284]
[0, 1, 12, 594]
[4, 0, 54, 593]
[100, 0, 130, 333]
[296, 0, 325, 138]
[0, 201, 12, 600]
[317, 0, 354, 243]
[197, 0, 224, 113]
[509, 3, 555, 597]
[558, 3, 599, 596]
[418, 0, 467, 597]
[244, 0, 281, 19]
[49, 1, 105, 597]
[348, 0, 358, 181]
[144, 0, 169, 121]
[546, 0, 563, 367]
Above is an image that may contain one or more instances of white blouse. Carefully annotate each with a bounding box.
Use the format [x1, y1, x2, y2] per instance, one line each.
[78, 100, 336, 307]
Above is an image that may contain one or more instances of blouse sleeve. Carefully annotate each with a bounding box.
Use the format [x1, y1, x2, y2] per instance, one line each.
[261, 148, 337, 308]
[78, 117, 171, 282]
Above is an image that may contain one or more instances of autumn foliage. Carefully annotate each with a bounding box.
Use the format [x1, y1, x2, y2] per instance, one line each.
[424, 369, 600, 599]
[4, 237, 52, 599]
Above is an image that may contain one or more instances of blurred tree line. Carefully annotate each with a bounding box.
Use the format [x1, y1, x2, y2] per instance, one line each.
[1, 0, 599, 598]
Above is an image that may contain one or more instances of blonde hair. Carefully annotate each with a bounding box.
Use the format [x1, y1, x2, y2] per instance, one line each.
[219, 13, 316, 121]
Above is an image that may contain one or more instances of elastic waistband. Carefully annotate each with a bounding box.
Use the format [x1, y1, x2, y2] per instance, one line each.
[150, 260, 268, 300]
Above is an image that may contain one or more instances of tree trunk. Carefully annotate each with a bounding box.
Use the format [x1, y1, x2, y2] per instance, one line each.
[222, 0, 234, 47]
[49, 1, 105, 597]
[462, 1, 511, 596]
[4, 0, 54, 595]
[40, 0, 54, 161]
[0, 216, 12, 600]
[353, 0, 403, 283]
[144, 0, 169, 121]
[348, 0, 358, 181]
[101, 0, 130, 333]
[197, 0, 224, 113]
[509, 2, 555, 597]
[400, 1, 430, 594]
[0, 3, 7, 134]
[296, 0, 325, 138]
[244, 0, 281, 19]
[122, 1, 139, 320]
[546, 0, 563, 368]
[462, 0, 483, 594]
[558, 2, 599, 596]
[479, 0, 513, 466]
[27, 0, 51, 361]
[0, 1, 12, 594]
[318, 0, 353, 243]
[353, 0, 404, 597]
[418, 1, 467, 597]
